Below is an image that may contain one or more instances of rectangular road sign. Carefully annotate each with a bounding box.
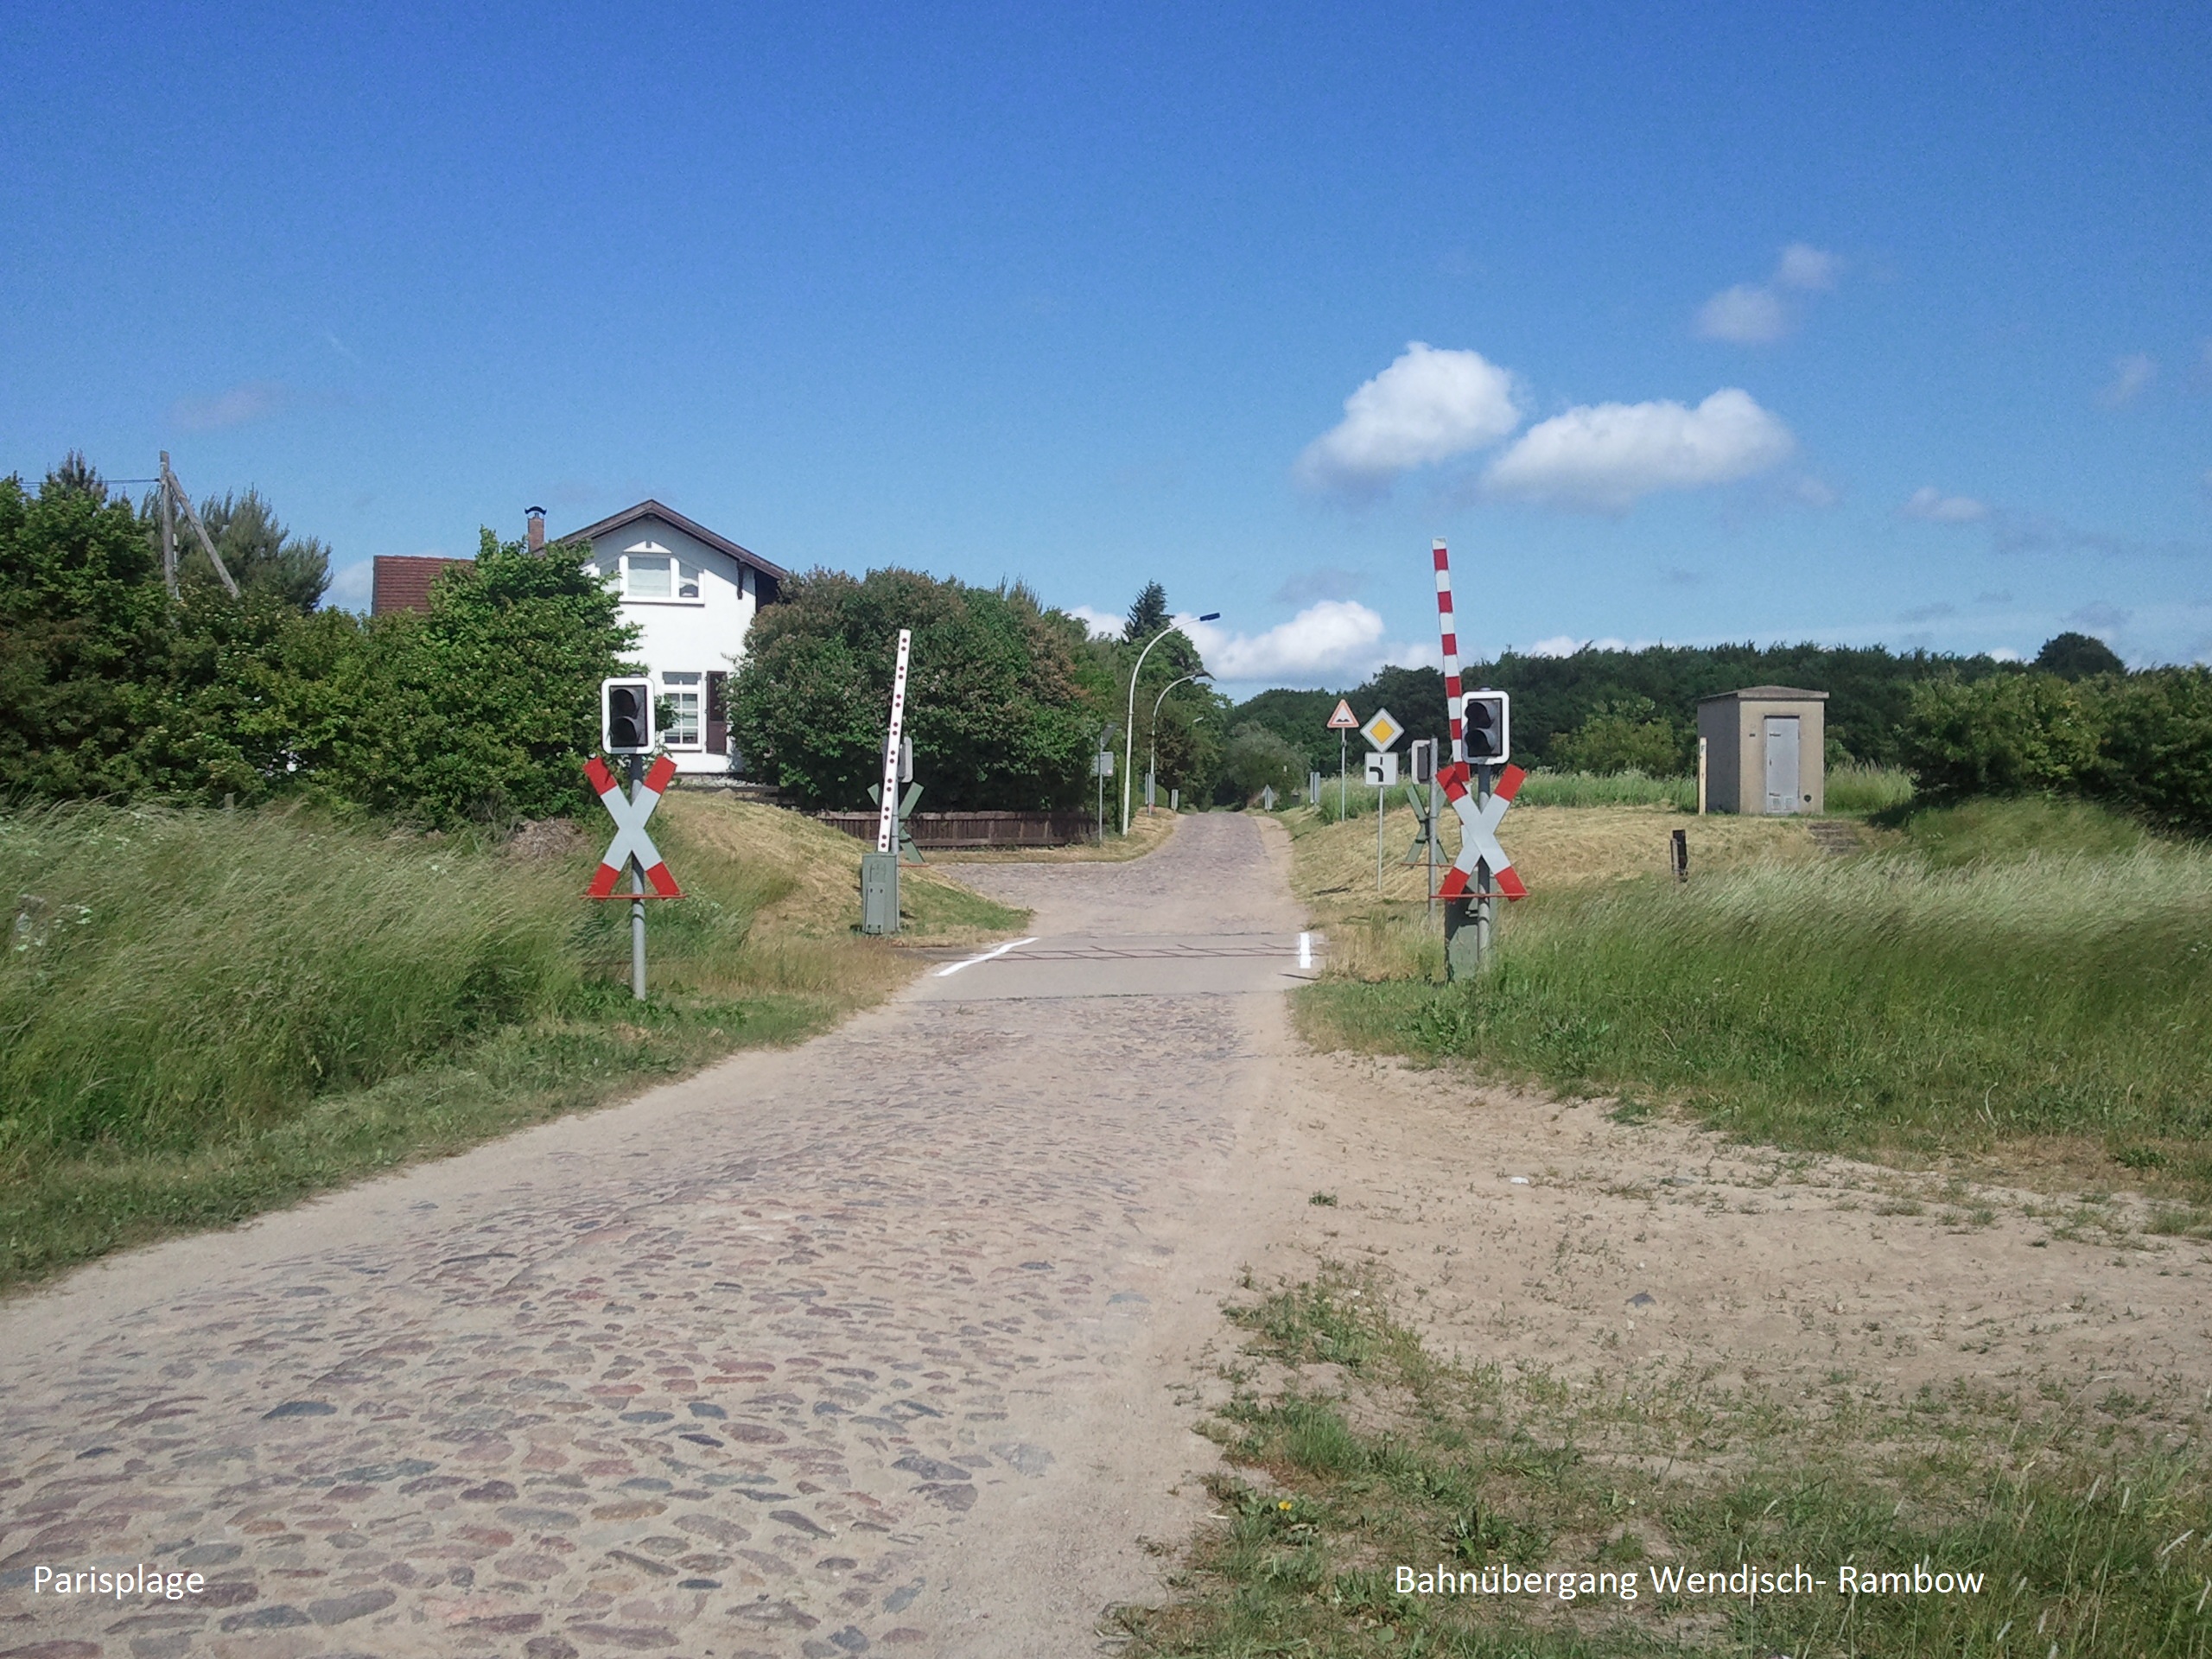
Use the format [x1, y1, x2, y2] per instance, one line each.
[1363, 751, 1399, 786]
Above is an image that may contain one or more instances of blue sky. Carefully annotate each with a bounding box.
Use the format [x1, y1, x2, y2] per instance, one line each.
[4, 2, 2208, 696]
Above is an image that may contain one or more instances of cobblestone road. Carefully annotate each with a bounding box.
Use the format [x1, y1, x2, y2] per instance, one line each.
[0, 815, 1307, 1659]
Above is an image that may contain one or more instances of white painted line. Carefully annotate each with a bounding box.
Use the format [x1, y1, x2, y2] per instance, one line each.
[1298, 931, 1312, 969]
[934, 937, 1039, 977]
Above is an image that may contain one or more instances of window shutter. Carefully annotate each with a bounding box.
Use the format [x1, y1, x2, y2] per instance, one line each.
[705, 671, 729, 756]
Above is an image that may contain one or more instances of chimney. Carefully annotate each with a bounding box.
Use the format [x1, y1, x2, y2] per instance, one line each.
[526, 506, 546, 555]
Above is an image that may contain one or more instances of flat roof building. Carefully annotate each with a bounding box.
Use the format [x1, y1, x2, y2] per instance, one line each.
[1695, 686, 1827, 815]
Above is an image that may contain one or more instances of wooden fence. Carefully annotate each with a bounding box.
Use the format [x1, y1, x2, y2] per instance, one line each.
[814, 810, 1094, 849]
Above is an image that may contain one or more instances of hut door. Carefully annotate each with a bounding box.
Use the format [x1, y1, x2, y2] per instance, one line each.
[1763, 716, 1800, 814]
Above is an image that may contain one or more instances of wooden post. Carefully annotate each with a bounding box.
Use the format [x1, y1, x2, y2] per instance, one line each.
[158, 452, 177, 596]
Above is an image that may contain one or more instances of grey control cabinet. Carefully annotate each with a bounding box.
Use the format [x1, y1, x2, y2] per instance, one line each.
[860, 851, 901, 935]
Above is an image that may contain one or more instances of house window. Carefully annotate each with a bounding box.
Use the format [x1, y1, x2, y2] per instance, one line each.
[626, 555, 672, 599]
[660, 671, 702, 748]
[677, 563, 701, 600]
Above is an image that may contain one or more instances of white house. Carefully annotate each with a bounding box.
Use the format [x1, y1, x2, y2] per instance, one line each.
[541, 500, 789, 778]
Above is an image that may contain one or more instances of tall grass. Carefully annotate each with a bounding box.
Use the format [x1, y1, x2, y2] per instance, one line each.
[1516, 767, 1694, 810]
[1304, 808, 2212, 1169]
[1827, 760, 1915, 814]
[1, 804, 583, 1154]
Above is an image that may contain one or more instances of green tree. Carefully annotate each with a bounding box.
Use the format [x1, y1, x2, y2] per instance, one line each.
[2089, 668, 2212, 835]
[315, 531, 636, 825]
[728, 568, 1096, 810]
[1551, 696, 1689, 775]
[1123, 580, 1170, 644]
[1900, 673, 2102, 802]
[162, 488, 334, 610]
[2033, 630, 2126, 681]
[1220, 721, 1304, 804]
[0, 464, 171, 799]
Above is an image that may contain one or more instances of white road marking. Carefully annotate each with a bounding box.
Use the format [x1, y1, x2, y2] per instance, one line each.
[1298, 931, 1312, 969]
[934, 937, 1039, 977]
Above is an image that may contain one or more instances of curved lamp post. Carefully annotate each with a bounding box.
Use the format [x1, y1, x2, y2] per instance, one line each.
[1146, 671, 1211, 812]
[1123, 613, 1217, 834]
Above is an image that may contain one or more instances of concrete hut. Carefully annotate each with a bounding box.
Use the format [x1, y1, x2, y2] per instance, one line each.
[1695, 686, 1827, 815]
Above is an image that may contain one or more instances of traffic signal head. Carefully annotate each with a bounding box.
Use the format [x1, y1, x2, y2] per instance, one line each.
[601, 677, 655, 753]
[1409, 738, 1436, 784]
[1462, 690, 1510, 764]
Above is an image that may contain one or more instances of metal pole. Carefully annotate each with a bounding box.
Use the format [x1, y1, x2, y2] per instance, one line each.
[628, 753, 646, 1000]
[1697, 735, 1709, 815]
[1338, 729, 1346, 820]
[1473, 763, 1494, 966]
[1426, 778, 1437, 918]
[1376, 776, 1386, 892]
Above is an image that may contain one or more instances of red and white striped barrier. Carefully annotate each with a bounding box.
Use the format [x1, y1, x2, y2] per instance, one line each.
[1430, 539, 1525, 902]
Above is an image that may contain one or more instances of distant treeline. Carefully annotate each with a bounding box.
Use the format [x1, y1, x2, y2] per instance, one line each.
[1233, 642, 2092, 774]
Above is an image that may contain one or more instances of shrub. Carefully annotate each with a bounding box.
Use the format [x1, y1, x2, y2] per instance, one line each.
[728, 568, 1096, 810]
[1899, 672, 2101, 802]
[1550, 695, 1689, 775]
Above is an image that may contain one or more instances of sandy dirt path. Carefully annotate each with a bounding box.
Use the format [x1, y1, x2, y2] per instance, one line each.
[0, 813, 1313, 1659]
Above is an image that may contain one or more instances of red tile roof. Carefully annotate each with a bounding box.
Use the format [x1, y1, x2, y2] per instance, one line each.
[372, 556, 472, 615]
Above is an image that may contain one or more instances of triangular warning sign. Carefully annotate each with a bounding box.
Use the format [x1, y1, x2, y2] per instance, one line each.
[1326, 698, 1359, 730]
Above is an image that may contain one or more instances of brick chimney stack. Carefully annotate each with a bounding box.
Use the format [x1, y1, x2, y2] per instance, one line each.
[525, 506, 546, 555]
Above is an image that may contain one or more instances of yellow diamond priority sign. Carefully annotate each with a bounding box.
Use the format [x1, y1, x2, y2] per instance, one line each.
[1360, 708, 1404, 751]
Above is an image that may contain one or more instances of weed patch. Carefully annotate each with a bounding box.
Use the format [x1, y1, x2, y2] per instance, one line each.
[1122, 1279, 2212, 1657]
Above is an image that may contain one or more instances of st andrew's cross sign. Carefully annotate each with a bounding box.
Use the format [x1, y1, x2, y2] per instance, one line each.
[585, 753, 683, 899]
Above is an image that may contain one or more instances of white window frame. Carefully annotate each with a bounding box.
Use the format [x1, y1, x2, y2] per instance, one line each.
[659, 671, 703, 750]
[618, 540, 705, 606]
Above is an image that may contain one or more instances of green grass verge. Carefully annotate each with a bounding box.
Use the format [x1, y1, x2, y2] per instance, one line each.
[0, 799, 1026, 1290]
[1121, 1276, 2212, 1657]
[1299, 799, 2212, 1192]
[0, 990, 834, 1286]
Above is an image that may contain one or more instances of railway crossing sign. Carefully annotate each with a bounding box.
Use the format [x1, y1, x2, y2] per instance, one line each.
[1360, 707, 1404, 751]
[1327, 698, 1359, 730]
[1437, 761, 1528, 900]
[585, 754, 683, 899]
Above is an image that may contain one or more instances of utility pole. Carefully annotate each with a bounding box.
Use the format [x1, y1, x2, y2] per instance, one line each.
[157, 454, 241, 598]
[159, 453, 177, 595]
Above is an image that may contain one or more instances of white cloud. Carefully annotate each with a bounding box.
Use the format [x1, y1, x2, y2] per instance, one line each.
[1482, 388, 1796, 513]
[1694, 284, 1789, 345]
[325, 558, 374, 612]
[171, 378, 289, 432]
[1525, 634, 1643, 657]
[1900, 485, 1991, 523]
[1065, 604, 1123, 640]
[1776, 243, 1840, 291]
[1295, 342, 1522, 497]
[2099, 353, 2157, 408]
[1694, 244, 1840, 343]
[1181, 601, 1388, 682]
[1988, 647, 2023, 663]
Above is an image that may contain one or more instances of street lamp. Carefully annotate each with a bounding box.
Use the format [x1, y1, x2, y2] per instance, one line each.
[1123, 613, 1218, 834]
[1147, 671, 1211, 812]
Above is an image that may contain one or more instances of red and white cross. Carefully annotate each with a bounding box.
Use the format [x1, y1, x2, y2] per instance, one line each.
[585, 754, 683, 899]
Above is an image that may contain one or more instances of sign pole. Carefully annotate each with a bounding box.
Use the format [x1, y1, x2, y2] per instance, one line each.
[1338, 728, 1346, 819]
[628, 753, 647, 999]
[1427, 775, 1437, 918]
[1376, 774, 1386, 892]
